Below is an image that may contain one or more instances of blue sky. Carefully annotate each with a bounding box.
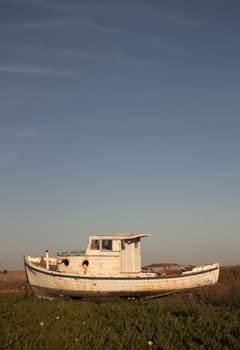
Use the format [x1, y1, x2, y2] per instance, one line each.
[0, 0, 240, 270]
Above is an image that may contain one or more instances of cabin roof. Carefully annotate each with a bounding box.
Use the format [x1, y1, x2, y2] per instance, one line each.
[89, 233, 151, 240]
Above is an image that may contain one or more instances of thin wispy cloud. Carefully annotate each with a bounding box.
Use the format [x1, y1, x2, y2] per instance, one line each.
[34, 0, 67, 11]
[81, 17, 111, 32]
[1, 0, 72, 13]
[146, 6, 200, 28]
[0, 64, 72, 76]
[0, 127, 37, 168]
[6, 16, 112, 32]
[6, 17, 79, 30]
[16, 128, 36, 141]
[58, 49, 90, 60]
[166, 11, 200, 28]
[58, 44, 123, 61]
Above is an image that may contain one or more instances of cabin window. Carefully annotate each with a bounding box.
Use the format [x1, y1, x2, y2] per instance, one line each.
[121, 240, 125, 250]
[102, 239, 112, 250]
[90, 239, 100, 250]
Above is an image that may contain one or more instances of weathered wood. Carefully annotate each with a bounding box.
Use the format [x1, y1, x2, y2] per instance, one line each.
[24, 233, 220, 299]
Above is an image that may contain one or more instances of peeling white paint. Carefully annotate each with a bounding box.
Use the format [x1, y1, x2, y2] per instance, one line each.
[24, 233, 220, 298]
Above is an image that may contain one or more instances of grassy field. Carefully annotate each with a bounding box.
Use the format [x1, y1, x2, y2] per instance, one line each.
[0, 266, 239, 349]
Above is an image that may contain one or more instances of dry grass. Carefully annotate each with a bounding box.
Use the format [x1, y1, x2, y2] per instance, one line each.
[171, 265, 240, 308]
[0, 270, 26, 293]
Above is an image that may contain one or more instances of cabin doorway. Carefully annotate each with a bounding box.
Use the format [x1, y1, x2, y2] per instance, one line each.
[120, 238, 141, 273]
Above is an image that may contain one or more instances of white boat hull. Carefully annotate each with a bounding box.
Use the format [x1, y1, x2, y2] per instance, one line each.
[24, 256, 219, 299]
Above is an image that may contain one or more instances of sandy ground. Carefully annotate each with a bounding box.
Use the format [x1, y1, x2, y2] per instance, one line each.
[0, 270, 26, 293]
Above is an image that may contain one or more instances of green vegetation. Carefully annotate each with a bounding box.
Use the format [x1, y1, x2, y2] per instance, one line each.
[0, 266, 239, 349]
[0, 294, 239, 349]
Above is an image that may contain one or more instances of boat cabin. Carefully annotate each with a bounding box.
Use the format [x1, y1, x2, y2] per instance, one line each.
[57, 233, 151, 276]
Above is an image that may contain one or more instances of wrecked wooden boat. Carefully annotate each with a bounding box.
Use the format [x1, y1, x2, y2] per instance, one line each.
[24, 233, 219, 299]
